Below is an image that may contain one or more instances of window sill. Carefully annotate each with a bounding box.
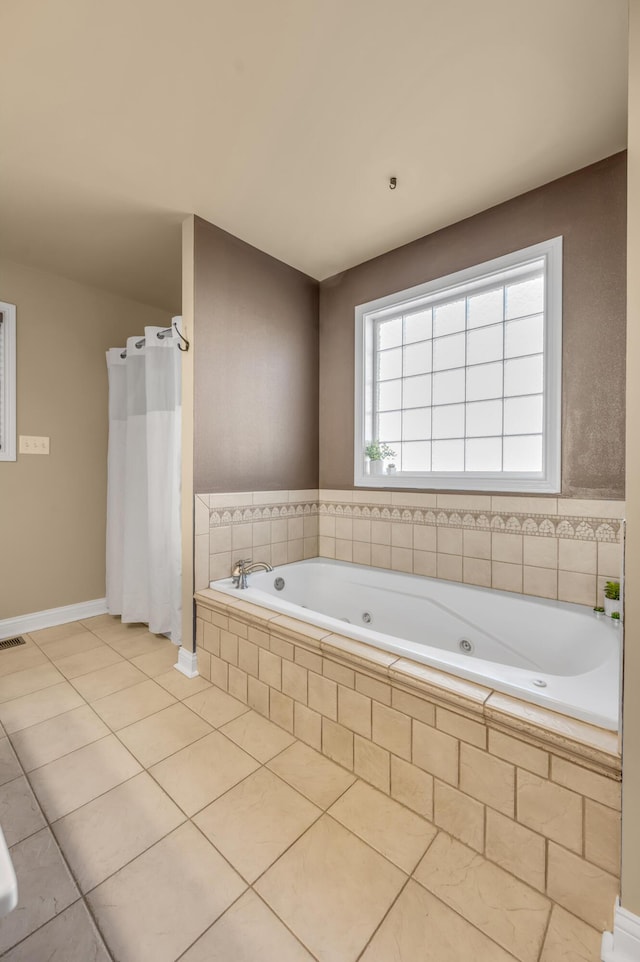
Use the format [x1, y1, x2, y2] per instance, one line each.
[354, 472, 561, 493]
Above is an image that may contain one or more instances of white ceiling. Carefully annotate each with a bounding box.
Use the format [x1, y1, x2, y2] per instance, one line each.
[0, 0, 628, 312]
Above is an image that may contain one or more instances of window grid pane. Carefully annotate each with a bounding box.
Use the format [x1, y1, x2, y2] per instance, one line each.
[372, 266, 545, 474]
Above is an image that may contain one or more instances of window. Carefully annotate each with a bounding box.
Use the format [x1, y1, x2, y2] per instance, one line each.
[0, 301, 16, 462]
[354, 238, 562, 492]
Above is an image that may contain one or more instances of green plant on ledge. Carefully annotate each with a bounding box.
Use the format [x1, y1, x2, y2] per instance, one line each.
[593, 606, 605, 614]
[605, 581, 620, 601]
[612, 611, 621, 621]
[365, 441, 396, 462]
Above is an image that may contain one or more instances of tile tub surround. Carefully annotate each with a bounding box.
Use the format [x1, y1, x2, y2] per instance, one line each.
[195, 489, 624, 607]
[317, 491, 625, 608]
[194, 491, 319, 591]
[195, 587, 622, 944]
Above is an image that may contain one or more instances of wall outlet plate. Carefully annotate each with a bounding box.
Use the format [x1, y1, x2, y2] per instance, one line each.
[19, 436, 50, 455]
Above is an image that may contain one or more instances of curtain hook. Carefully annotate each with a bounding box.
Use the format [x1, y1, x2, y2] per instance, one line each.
[173, 318, 190, 352]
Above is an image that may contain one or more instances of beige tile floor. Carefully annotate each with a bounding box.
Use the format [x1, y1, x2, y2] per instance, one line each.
[0, 616, 601, 961]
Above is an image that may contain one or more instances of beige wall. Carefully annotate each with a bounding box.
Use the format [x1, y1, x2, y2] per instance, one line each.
[622, 0, 640, 917]
[319, 153, 627, 499]
[0, 258, 170, 620]
[193, 216, 319, 494]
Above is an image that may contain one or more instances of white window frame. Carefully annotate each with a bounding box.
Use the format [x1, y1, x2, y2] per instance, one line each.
[0, 301, 17, 462]
[354, 237, 562, 492]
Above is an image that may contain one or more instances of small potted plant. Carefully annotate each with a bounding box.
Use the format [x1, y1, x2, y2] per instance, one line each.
[365, 441, 396, 476]
[604, 581, 620, 618]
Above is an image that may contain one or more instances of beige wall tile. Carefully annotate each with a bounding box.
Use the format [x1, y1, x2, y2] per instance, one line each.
[282, 660, 307, 704]
[557, 571, 596, 606]
[556, 499, 624, 519]
[414, 525, 437, 552]
[415, 833, 551, 962]
[220, 631, 239, 666]
[492, 496, 558, 516]
[372, 702, 411, 760]
[323, 660, 354, 688]
[202, 623, 220, 657]
[540, 905, 602, 962]
[210, 525, 232, 554]
[547, 842, 618, 931]
[295, 648, 323, 674]
[338, 687, 372, 739]
[304, 515, 319, 538]
[322, 718, 354, 769]
[371, 521, 391, 545]
[437, 554, 463, 582]
[294, 703, 321, 750]
[248, 626, 270, 650]
[247, 677, 269, 717]
[370, 543, 391, 568]
[438, 494, 491, 510]
[391, 492, 435, 507]
[492, 533, 523, 564]
[488, 730, 549, 778]
[356, 673, 391, 706]
[437, 527, 463, 555]
[392, 689, 435, 726]
[270, 518, 288, 543]
[391, 546, 413, 573]
[352, 542, 371, 566]
[354, 735, 390, 793]
[228, 618, 248, 640]
[436, 708, 486, 748]
[318, 536, 336, 558]
[492, 561, 522, 593]
[413, 550, 437, 577]
[308, 673, 337, 720]
[195, 496, 210, 536]
[253, 490, 287, 504]
[390, 756, 433, 820]
[558, 539, 597, 575]
[413, 720, 458, 785]
[523, 535, 558, 569]
[597, 541, 622, 578]
[320, 488, 353, 502]
[194, 535, 209, 591]
[288, 539, 304, 562]
[517, 769, 582, 852]
[391, 523, 412, 548]
[228, 665, 248, 703]
[270, 541, 288, 566]
[433, 780, 484, 853]
[335, 539, 353, 562]
[335, 517, 353, 540]
[288, 517, 304, 541]
[210, 655, 228, 690]
[304, 535, 319, 559]
[231, 523, 253, 550]
[259, 650, 282, 690]
[238, 639, 258, 677]
[585, 799, 621, 875]
[463, 558, 491, 587]
[252, 520, 271, 546]
[197, 649, 211, 682]
[319, 515, 336, 537]
[210, 551, 232, 582]
[523, 566, 558, 600]
[459, 744, 514, 816]
[463, 529, 492, 560]
[486, 809, 545, 891]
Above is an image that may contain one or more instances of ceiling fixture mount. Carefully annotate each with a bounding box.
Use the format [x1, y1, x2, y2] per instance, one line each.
[389, 176, 397, 190]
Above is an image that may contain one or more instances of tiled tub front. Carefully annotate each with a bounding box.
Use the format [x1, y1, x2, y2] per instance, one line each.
[195, 587, 621, 944]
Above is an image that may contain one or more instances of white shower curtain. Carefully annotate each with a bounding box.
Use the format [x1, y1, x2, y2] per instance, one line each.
[106, 322, 182, 644]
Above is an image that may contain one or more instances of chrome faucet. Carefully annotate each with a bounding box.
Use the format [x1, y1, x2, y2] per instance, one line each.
[231, 559, 274, 589]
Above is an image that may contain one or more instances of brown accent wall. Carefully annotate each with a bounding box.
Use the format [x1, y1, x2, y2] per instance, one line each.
[193, 216, 319, 493]
[319, 153, 627, 499]
[0, 258, 171, 619]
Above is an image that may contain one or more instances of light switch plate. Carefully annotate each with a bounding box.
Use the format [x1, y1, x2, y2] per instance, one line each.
[19, 436, 50, 455]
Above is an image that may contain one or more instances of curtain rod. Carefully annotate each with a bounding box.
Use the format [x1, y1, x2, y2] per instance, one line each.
[119, 323, 189, 360]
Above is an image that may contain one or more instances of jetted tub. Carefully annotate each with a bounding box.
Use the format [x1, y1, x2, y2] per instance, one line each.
[211, 558, 620, 731]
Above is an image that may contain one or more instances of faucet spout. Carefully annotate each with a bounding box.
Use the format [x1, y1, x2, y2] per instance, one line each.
[231, 559, 273, 589]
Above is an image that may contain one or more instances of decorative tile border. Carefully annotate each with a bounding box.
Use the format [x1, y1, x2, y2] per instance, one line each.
[210, 500, 319, 527]
[319, 502, 622, 543]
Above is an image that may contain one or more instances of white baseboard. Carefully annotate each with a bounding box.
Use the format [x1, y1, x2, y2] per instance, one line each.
[174, 647, 199, 678]
[602, 899, 640, 961]
[0, 598, 108, 639]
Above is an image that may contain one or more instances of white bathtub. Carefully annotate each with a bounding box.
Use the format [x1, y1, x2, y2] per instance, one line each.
[211, 559, 620, 730]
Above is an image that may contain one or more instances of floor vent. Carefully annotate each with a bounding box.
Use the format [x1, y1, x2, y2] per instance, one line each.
[0, 636, 26, 651]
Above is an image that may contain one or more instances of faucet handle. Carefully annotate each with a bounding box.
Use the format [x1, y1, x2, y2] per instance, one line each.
[232, 559, 252, 576]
